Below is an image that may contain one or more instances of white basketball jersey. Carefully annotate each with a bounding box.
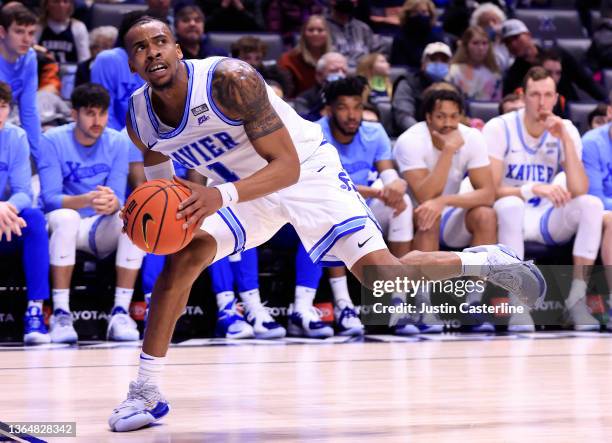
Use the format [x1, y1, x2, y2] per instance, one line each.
[498, 109, 562, 188]
[128, 57, 324, 184]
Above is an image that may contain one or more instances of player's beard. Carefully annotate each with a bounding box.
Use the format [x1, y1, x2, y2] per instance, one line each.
[331, 114, 360, 137]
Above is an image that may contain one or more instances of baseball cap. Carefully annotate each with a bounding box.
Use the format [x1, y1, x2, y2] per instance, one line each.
[501, 19, 529, 39]
[421, 42, 452, 62]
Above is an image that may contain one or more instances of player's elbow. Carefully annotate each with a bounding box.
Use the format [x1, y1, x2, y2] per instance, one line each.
[283, 158, 300, 186]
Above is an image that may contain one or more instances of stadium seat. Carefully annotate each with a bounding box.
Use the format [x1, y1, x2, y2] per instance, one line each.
[515, 9, 586, 40]
[604, 69, 612, 90]
[389, 66, 408, 84]
[376, 102, 395, 137]
[207, 33, 284, 61]
[467, 101, 499, 123]
[90, 3, 147, 29]
[556, 38, 591, 64]
[567, 101, 598, 134]
[547, 0, 577, 8]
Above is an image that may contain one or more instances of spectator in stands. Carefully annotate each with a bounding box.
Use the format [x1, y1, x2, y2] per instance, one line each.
[317, 76, 412, 336]
[498, 92, 524, 115]
[231, 36, 293, 97]
[368, 0, 403, 34]
[148, 0, 173, 29]
[201, 0, 264, 32]
[540, 48, 569, 118]
[357, 52, 393, 105]
[588, 103, 612, 130]
[174, 3, 227, 60]
[448, 26, 502, 101]
[294, 51, 348, 121]
[0, 82, 51, 345]
[265, 0, 324, 46]
[91, 11, 148, 131]
[75, 26, 118, 87]
[0, 4, 41, 161]
[363, 101, 381, 122]
[37, 0, 89, 66]
[278, 14, 331, 98]
[391, 42, 452, 133]
[484, 67, 603, 333]
[326, 0, 385, 68]
[442, 0, 507, 40]
[587, 1, 612, 71]
[501, 19, 607, 102]
[581, 117, 612, 331]
[470, 3, 512, 73]
[395, 87, 497, 333]
[38, 84, 145, 343]
[390, 0, 449, 69]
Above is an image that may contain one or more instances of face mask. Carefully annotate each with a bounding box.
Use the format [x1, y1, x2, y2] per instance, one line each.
[326, 72, 345, 83]
[404, 14, 431, 34]
[425, 62, 449, 80]
[334, 0, 355, 15]
[485, 26, 497, 41]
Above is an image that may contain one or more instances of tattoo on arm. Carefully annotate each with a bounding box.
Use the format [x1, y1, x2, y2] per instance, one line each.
[212, 59, 284, 141]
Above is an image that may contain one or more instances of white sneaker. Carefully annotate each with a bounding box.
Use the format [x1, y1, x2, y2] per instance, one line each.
[109, 381, 169, 432]
[463, 244, 547, 308]
[215, 299, 255, 339]
[244, 303, 286, 339]
[334, 305, 364, 336]
[23, 306, 50, 345]
[288, 304, 334, 338]
[107, 307, 140, 341]
[508, 310, 536, 333]
[417, 310, 444, 333]
[567, 301, 600, 331]
[49, 309, 78, 343]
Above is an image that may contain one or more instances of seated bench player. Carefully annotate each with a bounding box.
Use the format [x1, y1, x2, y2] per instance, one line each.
[38, 83, 145, 343]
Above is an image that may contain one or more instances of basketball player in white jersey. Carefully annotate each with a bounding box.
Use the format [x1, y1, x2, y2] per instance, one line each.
[483, 66, 604, 333]
[108, 16, 547, 432]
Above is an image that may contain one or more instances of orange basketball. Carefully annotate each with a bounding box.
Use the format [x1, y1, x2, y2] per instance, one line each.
[124, 179, 196, 255]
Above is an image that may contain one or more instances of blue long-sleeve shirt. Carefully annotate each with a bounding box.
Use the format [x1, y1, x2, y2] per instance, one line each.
[38, 123, 130, 217]
[0, 49, 41, 160]
[91, 48, 144, 131]
[582, 123, 612, 210]
[0, 122, 32, 212]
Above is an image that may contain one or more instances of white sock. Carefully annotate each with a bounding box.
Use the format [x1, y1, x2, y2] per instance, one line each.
[329, 276, 353, 309]
[294, 285, 316, 311]
[114, 287, 134, 312]
[27, 300, 43, 311]
[466, 282, 485, 305]
[137, 351, 165, 385]
[565, 279, 588, 310]
[52, 289, 70, 313]
[239, 288, 262, 311]
[216, 291, 235, 310]
[454, 251, 488, 277]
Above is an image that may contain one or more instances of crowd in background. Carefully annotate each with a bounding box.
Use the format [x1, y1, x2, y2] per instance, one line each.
[0, 0, 611, 345]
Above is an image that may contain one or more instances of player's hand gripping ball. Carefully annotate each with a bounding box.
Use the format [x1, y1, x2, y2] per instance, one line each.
[123, 179, 196, 254]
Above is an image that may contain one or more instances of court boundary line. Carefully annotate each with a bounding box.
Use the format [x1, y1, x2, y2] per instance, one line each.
[0, 351, 610, 371]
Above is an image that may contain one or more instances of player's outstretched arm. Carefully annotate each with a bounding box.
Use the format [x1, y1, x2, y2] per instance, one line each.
[211, 58, 300, 201]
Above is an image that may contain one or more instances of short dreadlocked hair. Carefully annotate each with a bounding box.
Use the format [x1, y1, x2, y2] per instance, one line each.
[322, 76, 368, 105]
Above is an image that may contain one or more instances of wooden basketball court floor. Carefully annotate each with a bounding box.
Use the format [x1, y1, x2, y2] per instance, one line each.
[2, 333, 612, 442]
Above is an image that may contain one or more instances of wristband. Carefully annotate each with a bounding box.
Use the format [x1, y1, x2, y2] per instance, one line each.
[520, 183, 536, 201]
[380, 169, 400, 185]
[214, 182, 239, 207]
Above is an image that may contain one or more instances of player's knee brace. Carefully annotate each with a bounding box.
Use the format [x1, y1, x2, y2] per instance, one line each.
[48, 209, 81, 266]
